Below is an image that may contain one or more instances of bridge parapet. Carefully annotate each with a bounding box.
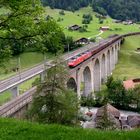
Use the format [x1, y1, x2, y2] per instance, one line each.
[0, 87, 36, 117]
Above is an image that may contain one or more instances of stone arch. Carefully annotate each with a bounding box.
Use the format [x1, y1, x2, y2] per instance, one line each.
[83, 66, 92, 96]
[107, 50, 111, 76]
[93, 59, 101, 92]
[67, 77, 77, 92]
[101, 54, 106, 83]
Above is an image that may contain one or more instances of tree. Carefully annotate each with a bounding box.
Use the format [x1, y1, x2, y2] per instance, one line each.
[0, 0, 64, 64]
[28, 58, 79, 125]
[132, 85, 140, 111]
[106, 76, 131, 109]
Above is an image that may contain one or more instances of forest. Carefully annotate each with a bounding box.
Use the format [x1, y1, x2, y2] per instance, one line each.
[42, 0, 140, 21]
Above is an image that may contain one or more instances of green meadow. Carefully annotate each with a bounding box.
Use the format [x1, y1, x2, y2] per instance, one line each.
[45, 6, 140, 39]
[113, 36, 140, 80]
[0, 118, 140, 140]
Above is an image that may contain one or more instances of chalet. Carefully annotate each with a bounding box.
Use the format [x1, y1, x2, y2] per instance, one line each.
[75, 37, 89, 45]
[68, 24, 81, 31]
[123, 20, 133, 25]
[100, 26, 110, 31]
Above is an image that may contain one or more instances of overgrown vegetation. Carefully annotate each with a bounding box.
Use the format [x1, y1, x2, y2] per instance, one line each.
[28, 59, 79, 125]
[1, 118, 140, 140]
[81, 76, 140, 112]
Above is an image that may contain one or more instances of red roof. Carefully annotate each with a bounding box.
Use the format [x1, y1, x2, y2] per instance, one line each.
[123, 80, 135, 90]
[123, 79, 140, 90]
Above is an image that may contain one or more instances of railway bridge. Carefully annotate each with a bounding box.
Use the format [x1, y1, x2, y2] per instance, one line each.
[0, 32, 140, 117]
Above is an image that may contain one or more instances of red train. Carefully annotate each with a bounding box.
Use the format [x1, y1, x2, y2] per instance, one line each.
[68, 51, 92, 67]
[68, 35, 122, 68]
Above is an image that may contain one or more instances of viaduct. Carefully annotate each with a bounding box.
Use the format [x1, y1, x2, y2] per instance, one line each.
[0, 32, 140, 118]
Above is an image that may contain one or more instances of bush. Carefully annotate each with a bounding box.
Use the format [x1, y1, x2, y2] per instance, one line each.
[81, 94, 96, 107]
[82, 14, 93, 24]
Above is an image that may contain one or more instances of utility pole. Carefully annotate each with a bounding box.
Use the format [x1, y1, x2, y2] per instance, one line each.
[18, 56, 21, 80]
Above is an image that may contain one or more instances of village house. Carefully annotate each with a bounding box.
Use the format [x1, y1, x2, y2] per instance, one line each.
[75, 37, 89, 45]
[68, 24, 81, 31]
[123, 20, 133, 25]
[100, 26, 110, 31]
[123, 78, 140, 90]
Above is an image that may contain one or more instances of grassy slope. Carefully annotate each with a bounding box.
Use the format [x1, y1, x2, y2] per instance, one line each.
[113, 36, 140, 80]
[45, 7, 140, 39]
[0, 118, 140, 140]
[0, 52, 44, 80]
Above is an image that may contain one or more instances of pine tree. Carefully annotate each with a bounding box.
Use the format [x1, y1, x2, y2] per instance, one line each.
[28, 58, 79, 125]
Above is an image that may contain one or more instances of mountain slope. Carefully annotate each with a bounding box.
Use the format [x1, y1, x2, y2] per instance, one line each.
[42, 0, 140, 21]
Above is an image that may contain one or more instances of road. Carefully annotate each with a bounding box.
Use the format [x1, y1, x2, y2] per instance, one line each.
[0, 38, 115, 93]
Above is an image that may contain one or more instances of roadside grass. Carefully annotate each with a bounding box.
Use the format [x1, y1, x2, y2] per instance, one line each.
[0, 52, 54, 80]
[0, 91, 11, 106]
[0, 118, 140, 140]
[113, 36, 140, 80]
[0, 77, 38, 106]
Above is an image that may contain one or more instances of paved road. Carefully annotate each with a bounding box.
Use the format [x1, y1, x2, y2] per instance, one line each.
[0, 38, 115, 93]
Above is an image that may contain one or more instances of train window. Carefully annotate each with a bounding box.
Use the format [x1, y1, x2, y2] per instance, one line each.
[77, 54, 82, 57]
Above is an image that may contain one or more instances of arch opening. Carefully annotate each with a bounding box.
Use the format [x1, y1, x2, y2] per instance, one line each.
[101, 54, 106, 83]
[82, 66, 92, 96]
[107, 50, 111, 76]
[67, 78, 77, 93]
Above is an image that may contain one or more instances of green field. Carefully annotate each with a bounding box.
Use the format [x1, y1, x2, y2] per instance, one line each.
[0, 118, 140, 140]
[0, 77, 38, 105]
[45, 6, 140, 39]
[113, 36, 140, 80]
[0, 52, 54, 80]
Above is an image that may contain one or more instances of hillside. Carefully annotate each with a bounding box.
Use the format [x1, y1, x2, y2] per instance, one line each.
[42, 0, 140, 21]
[45, 7, 140, 39]
[0, 118, 140, 140]
[92, 0, 140, 21]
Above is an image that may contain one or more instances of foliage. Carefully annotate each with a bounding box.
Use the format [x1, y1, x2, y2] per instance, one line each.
[1, 118, 140, 140]
[80, 94, 95, 107]
[82, 14, 93, 24]
[132, 85, 140, 111]
[42, 0, 92, 11]
[79, 25, 87, 32]
[92, 0, 140, 21]
[28, 59, 79, 125]
[106, 76, 131, 108]
[0, 0, 64, 63]
[63, 36, 82, 52]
